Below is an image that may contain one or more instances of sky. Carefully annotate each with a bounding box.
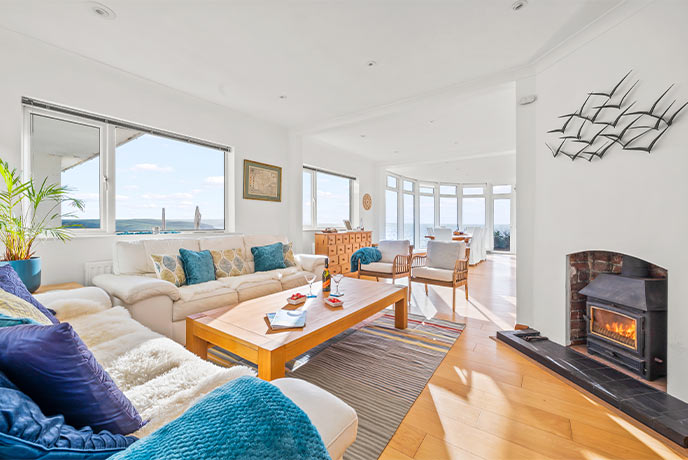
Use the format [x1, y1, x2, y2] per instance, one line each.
[62, 132, 225, 224]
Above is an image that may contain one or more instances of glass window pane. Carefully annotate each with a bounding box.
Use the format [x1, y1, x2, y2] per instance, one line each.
[440, 196, 457, 228]
[385, 190, 398, 239]
[440, 185, 456, 195]
[403, 193, 414, 242]
[462, 197, 485, 226]
[316, 172, 350, 228]
[419, 185, 434, 195]
[403, 180, 414, 192]
[31, 114, 101, 229]
[494, 198, 511, 251]
[463, 186, 484, 196]
[387, 176, 397, 188]
[303, 171, 312, 227]
[419, 195, 434, 249]
[115, 130, 225, 231]
[493, 185, 512, 194]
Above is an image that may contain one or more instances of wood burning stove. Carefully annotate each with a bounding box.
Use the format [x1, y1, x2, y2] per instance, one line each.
[579, 256, 667, 380]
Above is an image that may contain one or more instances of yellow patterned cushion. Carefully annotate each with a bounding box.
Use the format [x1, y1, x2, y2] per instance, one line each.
[210, 249, 249, 278]
[283, 242, 296, 268]
[150, 254, 187, 287]
[0, 289, 53, 325]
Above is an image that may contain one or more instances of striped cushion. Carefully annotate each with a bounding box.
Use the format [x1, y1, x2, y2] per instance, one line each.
[0, 290, 53, 325]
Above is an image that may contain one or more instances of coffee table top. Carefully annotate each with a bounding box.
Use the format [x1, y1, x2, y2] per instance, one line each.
[187, 277, 406, 352]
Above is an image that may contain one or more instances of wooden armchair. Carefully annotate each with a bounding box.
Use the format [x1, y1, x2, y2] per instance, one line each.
[357, 240, 413, 284]
[410, 241, 469, 310]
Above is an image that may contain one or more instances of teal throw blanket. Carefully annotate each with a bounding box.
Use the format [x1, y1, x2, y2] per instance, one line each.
[109, 376, 330, 460]
[350, 247, 381, 272]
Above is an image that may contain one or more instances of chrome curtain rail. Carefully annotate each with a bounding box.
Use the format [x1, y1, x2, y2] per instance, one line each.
[22, 97, 232, 153]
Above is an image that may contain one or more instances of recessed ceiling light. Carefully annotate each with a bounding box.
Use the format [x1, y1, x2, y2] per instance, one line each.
[393, 150, 399, 154]
[360, 134, 367, 138]
[429, 120, 435, 124]
[89, 2, 116, 19]
[512, 0, 528, 11]
[366, 60, 377, 67]
[279, 95, 287, 99]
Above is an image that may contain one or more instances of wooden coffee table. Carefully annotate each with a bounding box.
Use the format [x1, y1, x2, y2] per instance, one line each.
[186, 277, 408, 381]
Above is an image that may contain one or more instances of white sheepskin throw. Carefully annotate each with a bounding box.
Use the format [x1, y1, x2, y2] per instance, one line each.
[63, 301, 255, 437]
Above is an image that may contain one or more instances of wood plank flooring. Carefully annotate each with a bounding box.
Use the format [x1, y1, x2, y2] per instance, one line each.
[377, 254, 688, 460]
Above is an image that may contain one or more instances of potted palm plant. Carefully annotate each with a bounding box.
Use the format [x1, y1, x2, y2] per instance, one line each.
[0, 159, 84, 292]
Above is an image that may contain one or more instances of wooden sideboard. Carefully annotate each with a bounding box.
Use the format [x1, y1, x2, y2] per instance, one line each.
[314, 231, 372, 275]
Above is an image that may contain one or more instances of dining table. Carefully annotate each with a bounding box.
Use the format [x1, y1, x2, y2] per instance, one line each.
[424, 232, 472, 243]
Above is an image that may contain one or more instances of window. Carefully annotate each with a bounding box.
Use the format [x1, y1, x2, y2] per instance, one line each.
[30, 113, 103, 229]
[439, 196, 457, 228]
[24, 102, 231, 234]
[493, 184, 512, 194]
[493, 198, 511, 251]
[462, 197, 486, 226]
[385, 190, 398, 239]
[403, 192, 414, 243]
[463, 186, 484, 196]
[419, 185, 435, 248]
[302, 167, 353, 229]
[115, 129, 225, 232]
[439, 185, 456, 195]
[387, 176, 397, 188]
[403, 180, 414, 192]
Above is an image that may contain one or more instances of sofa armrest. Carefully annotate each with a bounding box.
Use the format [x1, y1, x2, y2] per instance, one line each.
[92, 274, 181, 304]
[35, 286, 112, 308]
[295, 254, 327, 275]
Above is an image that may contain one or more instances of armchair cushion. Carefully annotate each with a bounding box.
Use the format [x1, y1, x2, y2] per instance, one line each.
[378, 240, 410, 263]
[361, 262, 394, 274]
[412, 266, 454, 282]
[427, 240, 466, 270]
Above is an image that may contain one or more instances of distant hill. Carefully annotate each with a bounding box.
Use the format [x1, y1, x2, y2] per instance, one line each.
[63, 219, 223, 232]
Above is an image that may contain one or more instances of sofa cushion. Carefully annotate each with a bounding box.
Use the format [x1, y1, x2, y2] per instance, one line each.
[236, 280, 282, 302]
[251, 243, 287, 272]
[143, 238, 200, 273]
[210, 249, 250, 278]
[362, 262, 394, 274]
[179, 249, 216, 285]
[0, 370, 137, 459]
[0, 265, 59, 324]
[243, 235, 289, 272]
[113, 240, 149, 275]
[427, 240, 466, 270]
[198, 235, 245, 252]
[280, 271, 310, 290]
[151, 254, 187, 287]
[272, 378, 358, 460]
[0, 322, 143, 435]
[173, 288, 239, 321]
[378, 240, 410, 263]
[283, 242, 297, 267]
[413, 266, 454, 282]
[0, 289, 54, 325]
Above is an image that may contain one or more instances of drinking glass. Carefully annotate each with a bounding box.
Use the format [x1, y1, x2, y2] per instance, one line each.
[332, 274, 344, 297]
[304, 273, 317, 298]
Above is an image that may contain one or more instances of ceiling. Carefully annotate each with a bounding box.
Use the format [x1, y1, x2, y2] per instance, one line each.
[0, 0, 624, 129]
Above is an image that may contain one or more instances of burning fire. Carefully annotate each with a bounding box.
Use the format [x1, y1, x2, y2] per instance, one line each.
[604, 320, 636, 341]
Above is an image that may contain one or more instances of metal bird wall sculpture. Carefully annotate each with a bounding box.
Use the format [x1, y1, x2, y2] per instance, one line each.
[546, 71, 686, 161]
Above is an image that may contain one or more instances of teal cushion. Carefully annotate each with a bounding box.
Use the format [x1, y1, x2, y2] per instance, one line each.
[251, 243, 286, 272]
[0, 313, 40, 328]
[178, 249, 216, 285]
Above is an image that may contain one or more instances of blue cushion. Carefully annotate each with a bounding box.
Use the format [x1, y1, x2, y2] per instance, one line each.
[251, 243, 286, 272]
[0, 265, 58, 324]
[0, 370, 136, 459]
[0, 323, 144, 435]
[0, 313, 40, 327]
[178, 248, 216, 285]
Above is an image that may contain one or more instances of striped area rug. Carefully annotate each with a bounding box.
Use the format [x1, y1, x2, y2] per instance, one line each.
[208, 312, 464, 460]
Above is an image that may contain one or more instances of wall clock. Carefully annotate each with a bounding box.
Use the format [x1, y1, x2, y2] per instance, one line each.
[362, 193, 372, 211]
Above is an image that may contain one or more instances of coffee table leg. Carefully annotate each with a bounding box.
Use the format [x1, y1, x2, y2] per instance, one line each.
[395, 289, 408, 329]
[187, 334, 209, 359]
[258, 348, 286, 381]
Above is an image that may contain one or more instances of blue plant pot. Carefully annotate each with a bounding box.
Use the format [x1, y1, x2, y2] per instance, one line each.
[0, 258, 42, 293]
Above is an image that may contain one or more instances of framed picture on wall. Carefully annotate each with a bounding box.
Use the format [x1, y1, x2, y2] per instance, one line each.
[243, 159, 282, 202]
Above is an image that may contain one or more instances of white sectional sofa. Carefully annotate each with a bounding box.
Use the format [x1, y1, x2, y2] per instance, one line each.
[93, 234, 326, 344]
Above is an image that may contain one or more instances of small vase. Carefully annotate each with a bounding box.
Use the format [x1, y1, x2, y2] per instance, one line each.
[0, 257, 42, 293]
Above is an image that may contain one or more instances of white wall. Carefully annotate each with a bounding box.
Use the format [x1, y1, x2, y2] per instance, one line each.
[388, 153, 515, 185]
[299, 138, 378, 252]
[0, 28, 291, 284]
[517, 2, 688, 401]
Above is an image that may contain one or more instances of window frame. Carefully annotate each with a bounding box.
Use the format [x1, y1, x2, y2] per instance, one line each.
[303, 166, 354, 231]
[22, 103, 233, 236]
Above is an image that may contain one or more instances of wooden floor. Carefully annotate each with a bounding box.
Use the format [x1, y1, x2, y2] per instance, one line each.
[376, 254, 688, 460]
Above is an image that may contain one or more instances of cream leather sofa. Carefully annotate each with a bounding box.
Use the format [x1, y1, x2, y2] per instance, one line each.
[93, 234, 326, 344]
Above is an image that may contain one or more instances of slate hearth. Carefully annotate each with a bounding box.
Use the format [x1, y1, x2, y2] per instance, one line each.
[497, 329, 688, 447]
